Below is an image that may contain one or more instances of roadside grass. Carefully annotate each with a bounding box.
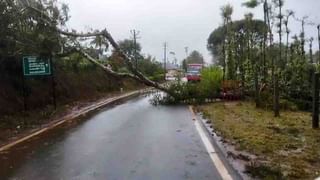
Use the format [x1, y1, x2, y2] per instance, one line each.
[198, 101, 320, 180]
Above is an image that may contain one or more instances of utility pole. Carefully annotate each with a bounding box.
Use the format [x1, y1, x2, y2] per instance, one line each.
[164, 42, 167, 80]
[184, 47, 189, 57]
[131, 30, 140, 69]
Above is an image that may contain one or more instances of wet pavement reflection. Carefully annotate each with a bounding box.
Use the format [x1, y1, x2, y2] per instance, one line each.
[1, 95, 222, 180]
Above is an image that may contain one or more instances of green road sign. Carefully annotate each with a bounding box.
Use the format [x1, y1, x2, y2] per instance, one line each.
[23, 56, 51, 76]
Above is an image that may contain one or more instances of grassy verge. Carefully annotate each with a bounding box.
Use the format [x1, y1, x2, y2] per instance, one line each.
[198, 101, 320, 179]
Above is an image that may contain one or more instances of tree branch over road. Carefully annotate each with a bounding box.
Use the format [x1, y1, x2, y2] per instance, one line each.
[26, 5, 173, 95]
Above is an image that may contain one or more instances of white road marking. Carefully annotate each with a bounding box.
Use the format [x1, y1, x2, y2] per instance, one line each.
[189, 106, 233, 180]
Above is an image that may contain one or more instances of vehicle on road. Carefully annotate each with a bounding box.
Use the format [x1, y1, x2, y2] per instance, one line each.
[186, 64, 203, 82]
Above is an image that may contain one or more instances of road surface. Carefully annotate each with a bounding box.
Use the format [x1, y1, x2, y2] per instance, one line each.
[1, 94, 238, 180]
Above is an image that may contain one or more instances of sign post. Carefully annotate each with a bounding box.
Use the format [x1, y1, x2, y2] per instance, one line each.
[50, 57, 57, 110]
[22, 56, 56, 110]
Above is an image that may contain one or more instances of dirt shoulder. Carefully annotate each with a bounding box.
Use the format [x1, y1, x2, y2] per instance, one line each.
[0, 89, 146, 152]
[197, 101, 320, 180]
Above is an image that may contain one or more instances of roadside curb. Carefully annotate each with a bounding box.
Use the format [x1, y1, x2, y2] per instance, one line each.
[189, 106, 243, 180]
[0, 89, 148, 152]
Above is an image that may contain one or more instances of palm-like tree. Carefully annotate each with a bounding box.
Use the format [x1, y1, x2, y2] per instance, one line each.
[272, 0, 284, 117]
[220, 4, 233, 80]
[284, 10, 294, 65]
[243, 0, 268, 82]
[90, 30, 108, 57]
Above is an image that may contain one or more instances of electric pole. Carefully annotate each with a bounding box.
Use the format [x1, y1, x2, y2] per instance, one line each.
[184, 47, 189, 57]
[164, 42, 167, 80]
[131, 30, 140, 69]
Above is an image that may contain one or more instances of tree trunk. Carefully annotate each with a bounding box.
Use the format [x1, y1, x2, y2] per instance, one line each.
[274, 74, 280, 117]
[274, 0, 282, 117]
[263, 0, 268, 83]
[312, 73, 320, 129]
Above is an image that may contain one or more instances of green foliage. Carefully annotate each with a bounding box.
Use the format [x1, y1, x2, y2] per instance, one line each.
[90, 31, 109, 55]
[242, 0, 260, 8]
[200, 102, 320, 179]
[118, 39, 142, 58]
[207, 19, 266, 65]
[0, 0, 67, 57]
[0, 53, 139, 116]
[153, 66, 223, 104]
[220, 4, 233, 20]
[138, 55, 164, 80]
[185, 50, 204, 64]
[148, 74, 164, 82]
[199, 67, 224, 98]
[207, 0, 318, 113]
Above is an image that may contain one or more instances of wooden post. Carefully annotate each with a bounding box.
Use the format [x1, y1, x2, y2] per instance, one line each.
[21, 57, 27, 111]
[22, 73, 27, 111]
[312, 73, 319, 129]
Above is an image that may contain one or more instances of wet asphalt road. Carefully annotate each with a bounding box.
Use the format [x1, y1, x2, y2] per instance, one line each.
[1, 95, 225, 180]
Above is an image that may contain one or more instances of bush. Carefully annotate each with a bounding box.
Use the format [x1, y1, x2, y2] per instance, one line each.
[152, 66, 223, 104]
[199, 66, 223, 98]
[279, 99, 299, 111]
[149, 74, 164, 82]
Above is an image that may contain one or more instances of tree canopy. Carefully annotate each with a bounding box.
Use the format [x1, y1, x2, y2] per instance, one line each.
[185, 50, 204, 64]
[207, 19, 267, 63]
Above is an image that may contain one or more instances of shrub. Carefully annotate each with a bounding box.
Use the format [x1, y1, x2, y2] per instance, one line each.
[152, 66, 223, 104]
[199, 66, 223, 98]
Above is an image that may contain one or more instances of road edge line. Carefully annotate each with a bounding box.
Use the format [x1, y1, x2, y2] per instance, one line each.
[189, 105, 234, 180]
[0, 90, 145, 152]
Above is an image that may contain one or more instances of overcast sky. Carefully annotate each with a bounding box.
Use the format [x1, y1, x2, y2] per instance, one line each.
[61, 0, 320, 64]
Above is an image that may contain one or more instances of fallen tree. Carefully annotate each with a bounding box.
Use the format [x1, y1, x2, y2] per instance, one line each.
[57, 30, 172, 95]
[23, 4, 173, 96]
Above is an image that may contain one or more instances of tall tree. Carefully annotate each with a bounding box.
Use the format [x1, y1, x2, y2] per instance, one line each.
[273, 0, 284, 117]
[242, 0, 269, 83]
[309, 38, 314, 64]
[284, 10, 294, 65]
[90, 31, 109, 57]
[220, 4, 233, 80]
[185, 50, 204, 64]
[118, 39, 142, 59]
